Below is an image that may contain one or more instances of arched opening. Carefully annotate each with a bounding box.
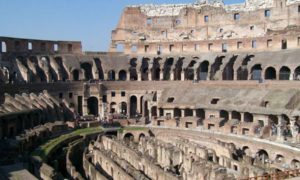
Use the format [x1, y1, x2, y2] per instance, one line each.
[110, 102, 117, 114]
[72, 69, 80, 81]
[210, 56, 224, 80]
[81, 62, 93, 81]
[291, 159, 300, 169]
[55, 57, 69, 81]
[130, 96, 137, 118]
[94, 58, 104, 80]
[256, 149, 269, 164]
[129, 58, 138, 80]
[279, 66, 291, 80]
[220, 110, 229, 120]
[232, 111, 241, 121]
[199, 61, 209, 80]
[124, 133, 134, 142]
[294, 66, 300, 80]
[139, 133, 146, 141]
[244, 112, 253, 122]
[242, 146, 251, 156]
[152, 58, 161, 80]
[251, 64, 262, 80]
[185, 60, 196, 80]
[196, 109, 205, 119]
[264, 67, 276, 80]
[222, 56, 237, 80]
[275, 154, 285, 163]
[120, 102, 127, 115]
[1, 41, 7, 53]
[141, 58, 149, 81]
[118, 70, 127, 81]
[237, 55, 254, 80]
[163, 58, 174, 80]
[108, 70, 115, 81]
[87, 97, 98, 116]
[174, 108, 181, 118]
[30, 56, 47, 82]
[41, 56, 58, 82]
[151, 106, 157, 117]
[184, 108, 193, 117]
[174, 58, 183, 80]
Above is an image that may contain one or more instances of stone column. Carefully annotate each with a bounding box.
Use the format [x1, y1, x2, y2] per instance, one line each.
[193, 109, 197, 117]
[160, 71, 164, 81]
[290, 73, 294, 81]
[181, 70, 185, 81]
[194, 69, 198, 81]
[181, 109, 185, 118]
[228, 112, 232, 120]
[148, 72, 152, 81]
[170, 70, 174, 81]
[240, 112, 245, 122]
[290, 117, 299, 143]
[137, 71, 142, 81]
[277, 115, 284, 142]
[127, 72, 131, 81]
[137, 95, 141, 115]
[149, 106, 152, 122]
[233, 69, 237, 80]
[104, 72, 108, 81]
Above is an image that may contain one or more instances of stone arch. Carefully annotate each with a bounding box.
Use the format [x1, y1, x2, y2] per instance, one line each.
[242, 146, 251, 156]
[291, 159, 300, 169]
[152, 58, 161, 80]
[244, 112, 253, 122]
[185, 60, 197, 80]
[199, 61, 209, 81]
[129, 58, 138, 80]
[174, 58, 184, 80]
[108, 70, 116, 81]
[124, 133, 134, 142]
[41, 56, 58, 82]
[264, 66, 276, 80]
[251, 64, 262, 80]
[163, 57, 174, 80]
[1, 66, 10, 83]
[139, 133, 146, 141]
[130, 96, 137, 117]
[256, 149, 269, 164]
[87, 97, 98, 116]
[237, 55, 254, 80]
[71, 69, 80, 81]
[279, 66, 291, 80]
[141, 58, 149, 81]
[118, 70, 127, 81]
[294, 66, 300, 80]
[220, 110, 229, 120]
[93, 58, 104, 80]
[210, 56, 225, 80]
[184, 108, 193, 117]
[275, 154, 285, 163]
[81, 62, 93, 80]
[29, 56, 47, 82]
[120, 102, 127, 115]
[222, 56, 237, 80]
[1, 41, 7, 53]
[54, 57, 69, 81]
[110, 102, 117, 113]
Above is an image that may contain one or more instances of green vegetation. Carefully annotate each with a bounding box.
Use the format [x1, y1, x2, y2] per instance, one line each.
[32, 127, 103, 161]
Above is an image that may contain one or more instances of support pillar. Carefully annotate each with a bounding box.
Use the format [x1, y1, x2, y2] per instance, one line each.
[241, 112, 245, 122]
[193, 109, 197, 117]
[170, 70, 174, 81]
[148, 72, 152, 81]
[181, 70, 185, 81]
[181, 109, 185, 118]
[194, 69, 198, 81]
[277, 115, 284, 142]
[228, 112, 232, 120]
[160, 71, 163, 81]
[137, 71, 142, 81]
[290, 117, 298, 143]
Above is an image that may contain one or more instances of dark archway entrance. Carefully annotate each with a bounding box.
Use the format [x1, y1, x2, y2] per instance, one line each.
[87, 97, 98, 116]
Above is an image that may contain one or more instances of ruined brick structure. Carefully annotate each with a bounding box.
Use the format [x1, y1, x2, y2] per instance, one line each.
[1, 0, 300, 179]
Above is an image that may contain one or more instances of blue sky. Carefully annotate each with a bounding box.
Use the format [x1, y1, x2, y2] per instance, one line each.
[0, 0, 244, 51]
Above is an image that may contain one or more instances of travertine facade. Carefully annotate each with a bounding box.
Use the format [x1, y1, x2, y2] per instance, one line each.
[1, 0, 300, 179]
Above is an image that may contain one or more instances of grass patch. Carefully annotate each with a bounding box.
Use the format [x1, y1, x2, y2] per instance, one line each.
[118, 126, 147, 133]
[32, 127, 103, 161]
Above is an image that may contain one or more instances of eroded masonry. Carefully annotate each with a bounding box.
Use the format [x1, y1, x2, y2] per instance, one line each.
[1, 0, 300, 179]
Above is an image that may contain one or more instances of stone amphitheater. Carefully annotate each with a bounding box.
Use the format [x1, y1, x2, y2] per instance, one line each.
[1, 0, 300, 179]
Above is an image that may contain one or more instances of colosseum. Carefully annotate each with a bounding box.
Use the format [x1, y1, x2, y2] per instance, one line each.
[1, 0, 300, 179]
